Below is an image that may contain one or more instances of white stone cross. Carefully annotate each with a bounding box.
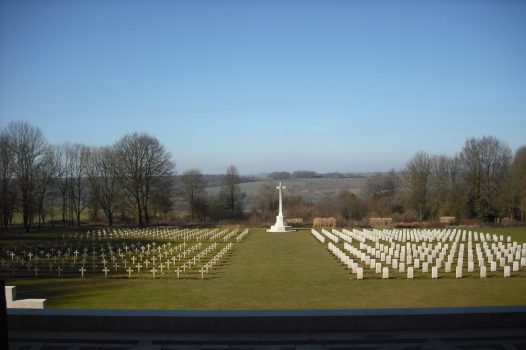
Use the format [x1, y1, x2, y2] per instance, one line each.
[267, 182, 295, 232]
[103, 267, 109, 277]
[79, 267, 86, 279]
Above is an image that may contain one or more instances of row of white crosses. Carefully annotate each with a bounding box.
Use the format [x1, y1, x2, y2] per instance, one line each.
[199, 243, 234, 279]
[314, 228, 526, 279]
[236, 229, 250, 242]
[75, 226, 245, 243]
[1, 227, 249, 279]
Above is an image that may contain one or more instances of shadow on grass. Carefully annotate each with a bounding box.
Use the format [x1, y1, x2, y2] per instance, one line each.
[4, 278, 127, 307]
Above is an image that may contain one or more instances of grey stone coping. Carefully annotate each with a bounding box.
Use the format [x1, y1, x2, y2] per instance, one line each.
[7, 306, 526, 334]
[7, 305, 526, 317]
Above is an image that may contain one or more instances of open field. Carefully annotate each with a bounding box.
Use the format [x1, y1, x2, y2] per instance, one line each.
[3, 227, 526, 310]
[205, 177, 368, 209]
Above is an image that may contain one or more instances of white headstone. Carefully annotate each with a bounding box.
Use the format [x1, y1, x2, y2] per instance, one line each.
[432, 267, 438, 279]
[407, 266, 414, 279]
[399, 262, 405, 273]
[490, 261, 497, 272]
[504, 266, 511, 277]
[375, 263, 382, 273]
[422, 262, 428, 273]
[456, 266, 462, 278]
[382, 267, 389, 279]
[357, 267, 363, 280]
[480, 265, 486, 278]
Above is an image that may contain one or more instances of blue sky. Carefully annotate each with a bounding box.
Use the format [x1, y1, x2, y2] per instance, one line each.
[1, 0, 525, 174]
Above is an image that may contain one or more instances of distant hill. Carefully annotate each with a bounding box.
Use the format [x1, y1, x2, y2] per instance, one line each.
[205, 177, 367, 210]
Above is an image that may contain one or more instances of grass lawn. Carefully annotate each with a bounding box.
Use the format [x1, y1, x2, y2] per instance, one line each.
[4, 227, 526, 310]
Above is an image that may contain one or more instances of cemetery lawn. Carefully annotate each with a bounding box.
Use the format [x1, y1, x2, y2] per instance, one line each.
[5, 227, 526, 310]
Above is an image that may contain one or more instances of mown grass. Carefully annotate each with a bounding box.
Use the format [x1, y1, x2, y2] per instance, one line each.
[4, 227, 526, 310]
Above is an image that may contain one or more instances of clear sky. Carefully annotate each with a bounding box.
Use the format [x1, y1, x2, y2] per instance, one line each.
[1, 0, 525, 174]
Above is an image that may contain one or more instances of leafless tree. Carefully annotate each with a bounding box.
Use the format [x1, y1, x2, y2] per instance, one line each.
[65, 144, 90, 226]
[402, 151, 432, 220]
[86, 146, 121, 226]
[114, 132, 175, 226]
[52, 144, 72, 226]
[221, 165, 243, 218]
[181, 169, 206, 220]
[460, 136, 512, 221]
[6, 121, 48, 231]
[33, 146, 58, 229]
[0, 131, 16, 232]
[257, 181, 278, 214]
[509, 146, 526, 221]
[365, 170, 400, 197]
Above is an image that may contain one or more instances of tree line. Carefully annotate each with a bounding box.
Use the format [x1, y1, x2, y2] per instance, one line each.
[0, 121, 244, 232]
[254, 136, 525, 225]
[1, 121, 524, 231]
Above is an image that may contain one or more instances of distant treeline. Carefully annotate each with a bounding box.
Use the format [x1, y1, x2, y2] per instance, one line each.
[1, 120, 525, 232]
[255, 136, 526, 226]
[267, 171, 365, 180]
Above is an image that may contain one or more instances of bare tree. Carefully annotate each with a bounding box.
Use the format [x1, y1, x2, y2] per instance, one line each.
[402, 151, 432, 220]
[66, 144, 90, 226]
[257, 181, 279, 215]
[221, 165, 243, 218]
[114, 133, 175, 226]
[460, 136, 512, 221]
[365, 170, 399, 197]
[180, 169, 206, 220]
[51, 144, 68, 226]
[365, 170, 400, 217]
[6, 121, 48, 231]
[34, 146, 57, 229]
[86, 146, 121, 226]
[0, 130, 16, 232]
[336, 190, 363, 221]
[509, 146, 526, 221]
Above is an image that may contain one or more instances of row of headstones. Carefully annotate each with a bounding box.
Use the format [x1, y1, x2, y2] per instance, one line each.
[341, 228, 512, 245]
[313, 228, 524, 272]
[356, 240, 526, 268]
[328, 242, 522, 279]
[314, 228, 521, 265]
[344, 242, 524, 276]
[311, 229, 326, 243]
